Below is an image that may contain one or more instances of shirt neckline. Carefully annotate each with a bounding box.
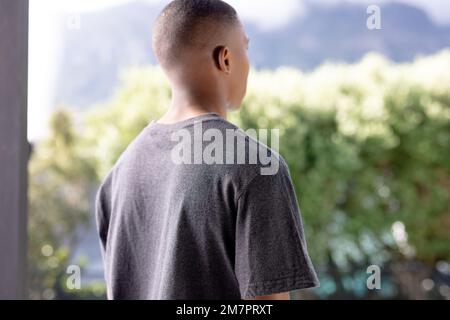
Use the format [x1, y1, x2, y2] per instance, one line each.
[148, 112, 222, 131]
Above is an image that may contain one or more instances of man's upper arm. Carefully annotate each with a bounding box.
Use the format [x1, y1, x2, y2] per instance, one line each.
[234, 157, 319, 299]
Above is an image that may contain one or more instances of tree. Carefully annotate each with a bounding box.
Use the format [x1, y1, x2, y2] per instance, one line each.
[28, 108, 102, 299]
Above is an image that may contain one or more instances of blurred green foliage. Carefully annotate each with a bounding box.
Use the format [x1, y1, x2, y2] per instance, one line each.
[28, 110, 105, 299]
[28, 50, 450, 299]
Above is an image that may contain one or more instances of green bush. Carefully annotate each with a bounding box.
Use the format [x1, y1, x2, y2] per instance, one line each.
[85, 50, 450, 266]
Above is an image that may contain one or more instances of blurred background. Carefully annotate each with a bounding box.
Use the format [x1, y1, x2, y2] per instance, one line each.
[25, 0, 449, 299]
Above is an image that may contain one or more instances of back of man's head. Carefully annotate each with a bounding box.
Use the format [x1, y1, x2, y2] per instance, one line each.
[152, 0, 239, 69]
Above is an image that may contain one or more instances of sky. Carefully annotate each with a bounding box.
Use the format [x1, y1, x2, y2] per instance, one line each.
[29, 0, 450, 26]
[28, 0, 450, 141]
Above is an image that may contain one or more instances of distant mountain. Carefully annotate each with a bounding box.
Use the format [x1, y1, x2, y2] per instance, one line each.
[55, 2, 160, 109]
[55, 1, 450, 110]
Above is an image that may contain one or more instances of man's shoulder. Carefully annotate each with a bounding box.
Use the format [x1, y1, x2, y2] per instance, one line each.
[193, 117, 286, 179]
[200, 117, 280, 157]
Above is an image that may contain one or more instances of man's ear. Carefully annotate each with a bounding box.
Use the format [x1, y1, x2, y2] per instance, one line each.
[213, 45, 231, 74]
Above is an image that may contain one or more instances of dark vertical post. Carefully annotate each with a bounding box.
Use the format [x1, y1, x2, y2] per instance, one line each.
[0, 0, 29, 299]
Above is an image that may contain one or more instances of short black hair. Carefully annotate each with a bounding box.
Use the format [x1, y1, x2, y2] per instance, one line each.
[152, 0, 239, 68]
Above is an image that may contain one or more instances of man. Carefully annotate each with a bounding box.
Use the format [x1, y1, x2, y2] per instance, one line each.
[95, 0, 319, 300]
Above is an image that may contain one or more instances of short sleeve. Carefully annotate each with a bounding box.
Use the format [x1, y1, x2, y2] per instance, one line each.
[234, 158, 319, 298]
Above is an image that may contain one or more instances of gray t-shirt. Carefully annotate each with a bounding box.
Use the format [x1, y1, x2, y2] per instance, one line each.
[95, 112, 319, 299]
